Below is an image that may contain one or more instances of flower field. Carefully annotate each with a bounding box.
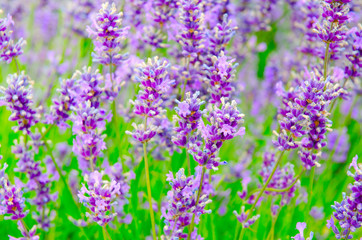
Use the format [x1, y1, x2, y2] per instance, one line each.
[0, 0, 361, 239]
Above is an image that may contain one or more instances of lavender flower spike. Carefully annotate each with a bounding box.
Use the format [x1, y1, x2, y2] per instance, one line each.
[0, 73, 39, 134]
[292, 222, 314, 240]
[327, 155, 362, 239]
[0, 11, 26, 63]
[78, 170, 121, 226]
[87, 2, 129, 66]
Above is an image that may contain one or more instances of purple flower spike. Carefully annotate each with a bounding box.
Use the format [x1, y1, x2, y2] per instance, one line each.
[233, 206, 260, 228]
[192, 99, 245, 169]
[0, 73, 39, 134]
[178, 0, 205, 62]
[0, 13, 26, 63]
[87, 2, 129, 66]
[72, 101, 108, 172]
[78, 170, 121, 226]
[0, 179, 29, 221]
[204, 52, 238, 105]
[172, 91, 205, 147]
[45, 77, 79, 130]
[131, 57, 173, 118]
[74, 67, 104, 108]
[162, 168, 211, 239]
[9, 221, 39, 240]
[328, 155, 362, 239]
[292, 222, 314, 240]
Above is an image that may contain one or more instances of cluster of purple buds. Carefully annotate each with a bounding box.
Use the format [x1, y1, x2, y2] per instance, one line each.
[292, 222, 314, 240]
[177, 0, 205, 62]
[78, 170, 121, 226]
[233, 205, 260, 228]
[313, 0, 350, 60]
[291, 0, 320, 58]
[0, 165, 28, 220]
[150, 0, 178, 28]
[127, 57, 173, 143]
[204, 52, 238, 106]
[162, 168, 211, 239]
[207, 14, 237, 58]
[192, 99, 245, 169]
[67, 0, 97, 36]
[0, 73, 39, 134]
[11, 140, 58, 230]
[172, 91, 205, 147]
[259, 152, 299, 206]
[142, 25, 168, 50]
[327, 155, 362, 239]
[74, 67, 104, 108]
[45, 77, 79, 130]
[103, 162, 135, 224]
[87, 2, 129, 66]
[0, 11, 26, 63]
[72, 101, 107, 172]
[344, 24, 362, 79]
[274, 70, 346, 169]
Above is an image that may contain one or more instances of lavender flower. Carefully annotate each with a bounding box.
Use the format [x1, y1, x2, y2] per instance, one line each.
[0, 12, 25, 63]
[162, 168, 211, 239]
[292, 222, 314, 240]
[207, 14, 237, 58]
[78, 170, 121, 226]
[328, 155, 362, 239]
[0, 73, 39, 134]
[103, 162, 135, 224]
[9, 221, 39, 240]
[127, 57, 173, 143]
[0, 178, 28, 220]
[178, 0, 205, 62]
[192, 99, 245, 169]
[233, 206, 260, 228]
[172, 91, 205, 147]
[204, 52, 238, 105]
[87, 2, 129, 66]
[314, 0, 350, 60]
[45, 77, 79, 130]
[72, 101, 108, 172]
[259, 152, 299, 206]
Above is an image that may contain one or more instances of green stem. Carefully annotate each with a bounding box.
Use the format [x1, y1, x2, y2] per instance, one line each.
[238, 151, 285, 240]
[309, 167, 315, 199]
[264, 168, 305, 193]
[103, 226, 112, 240]
[344, 229, 351, 240]
[186, 148, 191, 176]
[323, 43, 330, 80]
[40, 124, 54, 140]
[143, 117, 157, 240]
[187, 166, 206, 240]
[20, 219, 29, 236]
[14, 58, 20, 75]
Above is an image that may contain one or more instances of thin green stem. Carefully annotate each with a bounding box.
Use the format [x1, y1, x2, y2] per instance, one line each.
[43, 141, 82, 212]
[40, 124, 54, 140]
[344, 229, 351, 240]
[187, 166, 206, 240]
[309, 167, 315, 199]
[143, 117, 157, 240]
[103, 226, 112, 240]
[264, 168, 305, 193]
[186, 148, 191, 176]
[238, 151, 285, 240]
[14, 58, 20, 75]
[323, 43, 330, 80]
[20, 219, 29, 236]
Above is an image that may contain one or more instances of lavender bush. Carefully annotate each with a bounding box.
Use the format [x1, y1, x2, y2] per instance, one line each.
[0, 0, 361, 239]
